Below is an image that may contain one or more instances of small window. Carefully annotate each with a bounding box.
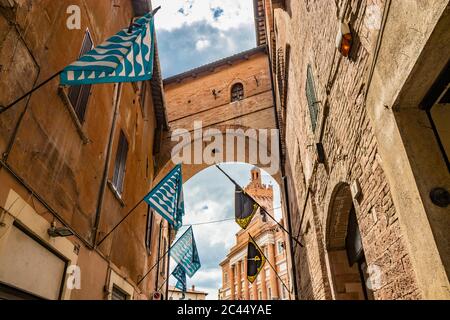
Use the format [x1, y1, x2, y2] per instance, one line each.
[145, 206, 154, 254]
[139, 81, 147, 115]
[277, 241, 284, 254]
[160, 236, 167, 275]
[268, 287, 272, 300]
[282, 286, 287, 299]
[112, 131, 129, 195]
[111, 285, 129, 300]
[68, 30, 94, 123]
[231, 83, 244, 102]
[261, 208, 268, 222]
[258, 290, 262, 300]
[224, 272, 228, 285]
[306, 64, 319, 132]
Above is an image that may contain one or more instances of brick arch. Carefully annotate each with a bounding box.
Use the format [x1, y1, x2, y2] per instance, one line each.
[228, 78, 246, 91]
[321, 161, 350, 244]
[325, 182, 353, 250]
[154, 124, 282, 186]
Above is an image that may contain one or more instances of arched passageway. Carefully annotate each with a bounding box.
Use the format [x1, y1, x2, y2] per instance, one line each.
[325, 183, 373, 300]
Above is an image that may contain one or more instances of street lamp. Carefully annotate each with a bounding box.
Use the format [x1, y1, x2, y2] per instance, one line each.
[47, 222, 74, 238]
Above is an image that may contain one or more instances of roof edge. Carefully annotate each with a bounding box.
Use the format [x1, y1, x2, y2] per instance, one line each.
[163, 45, 267, 85]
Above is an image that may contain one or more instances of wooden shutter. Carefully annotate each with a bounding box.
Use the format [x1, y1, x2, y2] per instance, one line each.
[306, 64, 319, 132]
[112, 131, 129, 194]
[68, 30, 93, 123]
[231, 83, 244, 102]
[145, 206, 154, 254]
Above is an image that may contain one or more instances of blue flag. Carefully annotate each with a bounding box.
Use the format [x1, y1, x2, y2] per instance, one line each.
[172, 264, 187, 298]
[144, 164, 184, 230]
[60, 11, 155, 85]
[170, 227, 201, 278]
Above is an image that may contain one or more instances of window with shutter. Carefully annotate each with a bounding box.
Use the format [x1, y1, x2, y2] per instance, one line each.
[231, 83, 244, 102]
[111, 285, 129, 300]
[68, 30, 93, 123]
[145, 206, 154, 254]
[160, 237, 167, 275]
[139, 81, 147, 116]
[306, 64, 319, 132]
[112, 131, 129, 195]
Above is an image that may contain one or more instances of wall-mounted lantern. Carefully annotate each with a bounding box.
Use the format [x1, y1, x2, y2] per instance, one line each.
[336, 22, 353, 57]
[48, 222, 74, 238]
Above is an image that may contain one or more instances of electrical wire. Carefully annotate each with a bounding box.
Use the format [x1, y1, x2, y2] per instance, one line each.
[179, 206, 283, 227]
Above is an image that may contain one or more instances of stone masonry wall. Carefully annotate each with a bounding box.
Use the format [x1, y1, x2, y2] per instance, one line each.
[272, 0, 421, 299]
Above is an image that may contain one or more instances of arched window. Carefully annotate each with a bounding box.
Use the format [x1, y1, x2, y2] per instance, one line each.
[231, 83, 244, 102]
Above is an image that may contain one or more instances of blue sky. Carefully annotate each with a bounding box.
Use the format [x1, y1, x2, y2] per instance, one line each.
[150, 1, 276, 300]
[152, 0, 257, 78]
[171, 163, 282, 300]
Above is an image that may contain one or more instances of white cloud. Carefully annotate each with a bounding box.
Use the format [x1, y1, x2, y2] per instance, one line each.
[169, 163, 283, 300]
[152, 0, 254, 31]
[195, 38, 211, 51]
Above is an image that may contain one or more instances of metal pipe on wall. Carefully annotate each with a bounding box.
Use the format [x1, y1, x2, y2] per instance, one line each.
[93, 82, 123, 247]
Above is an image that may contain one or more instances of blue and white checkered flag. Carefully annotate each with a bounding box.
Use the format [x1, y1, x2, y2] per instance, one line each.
[170, 227, 201, 278]
[60, 10, 156, 85]
[144, 164, 184, 230]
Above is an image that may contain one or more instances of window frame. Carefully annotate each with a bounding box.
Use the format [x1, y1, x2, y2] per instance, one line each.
[139, 80, 148, 117]
[231, 83, 245, 102]
[67, 29, 94, 124]
[277, 240, 284, 254]
[111, 285, 130, 301]
[145, 206, 154, 255]
[111, 130, 129, 195]
[306, 64, 319, 132]
[160, 236, 167, 275]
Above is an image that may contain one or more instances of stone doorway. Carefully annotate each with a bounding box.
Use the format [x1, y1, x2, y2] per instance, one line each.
[325, 183, 373, 300]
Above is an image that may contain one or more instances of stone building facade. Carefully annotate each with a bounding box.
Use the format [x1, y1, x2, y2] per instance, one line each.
[168, 285, 208, 300]
[259, 0, 450, 300]
[0, 0, 172, 300]
[1, 0, 448, 301]
[219, 167, 293, 301]
[158, 45, 279, 183]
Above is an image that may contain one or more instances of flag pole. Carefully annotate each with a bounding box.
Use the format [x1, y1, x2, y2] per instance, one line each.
[157, 275, 170, 292]
[249, 233, 292, 300]
[96, 198, 144, 247]
[0, 7, 163, 117]
[215, 165, 304, 247]
[0, 70, 62, 116]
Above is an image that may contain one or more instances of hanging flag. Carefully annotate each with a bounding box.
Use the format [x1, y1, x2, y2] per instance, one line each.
[60, 10, 156, 85]
[144, 164, 185, 231]
[247, 235, 266, 284]
[170, 226, 201, 278]
[172, 264, 187, 299]
[235, 185, 260, 229]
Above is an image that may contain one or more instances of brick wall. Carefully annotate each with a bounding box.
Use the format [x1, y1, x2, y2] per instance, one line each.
[271, 0, 421, 299]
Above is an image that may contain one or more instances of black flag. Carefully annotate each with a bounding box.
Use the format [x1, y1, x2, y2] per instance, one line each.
[235, 185, 259, 229]
[247, 235, 266, 283]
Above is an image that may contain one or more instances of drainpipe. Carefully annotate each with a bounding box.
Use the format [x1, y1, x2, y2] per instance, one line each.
[93, 83, 123, 247]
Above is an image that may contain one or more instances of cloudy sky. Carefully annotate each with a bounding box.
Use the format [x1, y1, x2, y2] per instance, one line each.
[170, 163, 282, 300]
[150, 0, 276, 300]
[152, 0, 257, 77]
